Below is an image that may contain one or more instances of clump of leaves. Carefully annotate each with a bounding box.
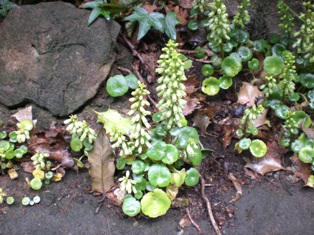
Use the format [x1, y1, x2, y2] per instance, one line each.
[124, 6, 180, 40]
[93, 40, 205, 218]
[0, 0, 17, 17]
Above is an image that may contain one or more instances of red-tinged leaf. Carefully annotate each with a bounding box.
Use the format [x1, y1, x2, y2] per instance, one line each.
[179, 0, 193, 8]
[244, 141, 286, 175]
[88, 129, 115, 193]
[290, 154, 312, 185]
[183, 97, 199, 116]
[173, 6, 189, 25]
[238, 82, 264, 107]
[142, 2, 157, 14]
[183, 74, 198, 95]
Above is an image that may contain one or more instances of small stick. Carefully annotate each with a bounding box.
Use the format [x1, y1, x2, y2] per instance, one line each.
[186, 208, 203, 233]
[200, 175, 222, 235]
[228, 173, 242, 204]
[117, 66, 132, 74]
[120, 33, 147, 69]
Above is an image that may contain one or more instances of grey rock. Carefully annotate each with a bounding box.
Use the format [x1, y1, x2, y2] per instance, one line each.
[0, 2, 120, 116]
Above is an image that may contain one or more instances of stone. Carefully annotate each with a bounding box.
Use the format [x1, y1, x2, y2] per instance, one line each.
[0, 2, 120, 116]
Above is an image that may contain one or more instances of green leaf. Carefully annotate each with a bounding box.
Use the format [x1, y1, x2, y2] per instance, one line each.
[172, 127, 199, 149]
[219, 75, 233, 90]
[124, 6, 165, 40]
[249, 139, 267, 158]
[202, 77, 220, 96]
[132, 160, 146, 174]
[298, 146, 314, 164]
[164, 12, 179, 40]
[124, 74, 139, 89]
[300, 73, 314, 89]
[147, 140, 167, 161]
[162, 144, 179, 165]
[148, 164, 171, 187]
[263, 56, 284, 75]
[87, 7, 102, 26]
[116, 157, 126, 170]
[141, 189, 171, 218]
[70, 134, 83, 152]
[96, 109, 131, 135]
[171, 169, 186, 187]
[106, 75, 129, 97]
[221, 56, 242, 77]
[185, 168, 200, 186]
[122, 195, 141, 217]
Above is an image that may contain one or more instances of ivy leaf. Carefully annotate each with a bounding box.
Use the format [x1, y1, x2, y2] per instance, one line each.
[124, 6, 165, 40]
[164, 12, 179, 41]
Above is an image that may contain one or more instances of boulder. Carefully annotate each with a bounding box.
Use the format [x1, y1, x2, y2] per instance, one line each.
[0, 2, 120, 116]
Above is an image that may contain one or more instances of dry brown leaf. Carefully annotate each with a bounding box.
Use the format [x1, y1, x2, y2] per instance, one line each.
[88, 129, 115, 193]
[252, 108, 269, 128]
[290, 154, 312, 184]
[174, 6, 189, 25]
[11, 106, 33, 122]
[183, 74, 198, 95]
[142, 2, 157, 13]
[179, 0, 193, 8]
[183, 97, 199, 116]
[238, 82, 264, 107]
[179, 215, 192, 228]
[192, 111, 211, 135]
[244, 141, 286, 175]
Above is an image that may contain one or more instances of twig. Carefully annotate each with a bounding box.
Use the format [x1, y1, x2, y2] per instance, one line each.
[186, 208, 203, 233]
[120, 33, 147, 70]
[228, 173, 242, 204]
[117, 66, 132, 74]
[200, 175, 222, 235]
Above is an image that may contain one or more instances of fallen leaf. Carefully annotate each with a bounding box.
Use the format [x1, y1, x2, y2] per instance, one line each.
[238, 82, 264, 107]
[183, 74, 198, 95]
[244, 141, 286, 175]
[88, 129, 115, 193]
[174, 6, 189, 25]
[142, 2, 157, 13]
[192, 111, 211, 135]
[179, 0, 193, 8]
[219, 117, 241, 149]
[252, 108, 269, 128]
[290, 154, 312, 185]
[305, 175, 314, 188]
[11, 106, 33, 122]
[8, 168, 18, 180]
[183, 97, 199, 116]
[179, 215, 192, 228]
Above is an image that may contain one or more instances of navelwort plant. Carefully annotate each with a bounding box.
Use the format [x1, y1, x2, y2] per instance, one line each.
[97, 40, 205, 218]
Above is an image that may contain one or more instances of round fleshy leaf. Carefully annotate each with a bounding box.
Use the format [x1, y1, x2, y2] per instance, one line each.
[171, 169, 186, 187]
[116, 157, 126, 170]
[14, 146, 28, 159]
[307, 90, 314, 100]
[202, 77, 220, 96]
[185, 168, 200, 186]
[275, 105, 290, 119]
[280, 138, 290, 147]
[148, 164, 171, 187]
[289, 93, 300, 102]
[187, 144, 202, 166]
[147, 140, 167, 161]
[207, 41, 220, 53]
[248, 58, 260, 71]
[70, 134, 83, 152]
[249, 139, 267, 158]
[106, 75, 129, 97]
[125, 74, 139, 89]
[0, 131, 7, 139]
[6, 196, 14, 205]
[188, 19, 198, 31]
[162, 144, 179, 165]
[223, 42, 233, 53]
[21, 196, 30, 206]
[233, 29, 250, 43]
[194, 46, 206, 59]
[172, 126, 200, 149]
[5, 149, 15, 160]
[291, 140, 304, 153]
[219, 75, 233, 90]
[237, 46, 253, 62]
[141, 189, 171, 218]
[300, 73, 314, 89]
[122, 195, 141, 217]
[221, 56, 242, 77]
[229, 52, 241, 62]
[238, 138, 251, 150]
[253, 39, 267, 52]
[9, 131, 17, 143]
[298, 146, 314, 164]
[132, 160, 146, 174]
[263, 56, 284, 75]
[201, 64, 214, 76]
[0, 140, 10, 152]
[292, 111, 312, 128]
[271, 43, 286, 57]
[269, 34, 279, 44]
[30, 178, 43, 190]
[211, 55, 222, 66]
[18, 120, 34, 131]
